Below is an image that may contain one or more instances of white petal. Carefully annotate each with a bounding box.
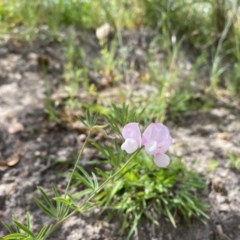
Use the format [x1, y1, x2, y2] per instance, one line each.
[154, 154, 170, 168]
[121, 123, 141, 147]
[121, 138, 138, 154]
[145, 140, 158, 155]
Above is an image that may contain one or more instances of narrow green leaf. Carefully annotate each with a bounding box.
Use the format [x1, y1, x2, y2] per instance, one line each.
[91, 172, 99, 190]
[126, 212, 143, 240]
[1, 222, 14, 233]
[36, 225, 53, 240]
[71, 188, 93, 199]
[165, 207, 177, 228]
[34, 198, 56, 218]
[95, 167, 109, 178]
[77, 166, 93, 183]
[52, 186, 60, 198]
[61, 206, 71, 219]
[54, 197, 73, 207]
[52, 186, 61, 213]
[26, 213, 32, 231]
[74, 172, 93, 189]
[37, 187, 54, 209]
[13, 219, 34, 237]
[2, 233, 28, 239]
[74, 166, 94, 189]
[24, 237, 32, 240]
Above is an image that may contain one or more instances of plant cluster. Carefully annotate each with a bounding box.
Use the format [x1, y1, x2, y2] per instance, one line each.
[1, 107, 208, 240]
[3, 0, 239, 239]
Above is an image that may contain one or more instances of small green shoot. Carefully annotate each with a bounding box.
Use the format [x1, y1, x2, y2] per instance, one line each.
[227, 153, 240, 169]
[93, 152, 209, 239]
[2, 213, 53, 240]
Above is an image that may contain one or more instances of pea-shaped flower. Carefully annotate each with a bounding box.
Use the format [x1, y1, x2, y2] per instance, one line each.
[142, 123, 172, 167]
[121, 122, 141, 154]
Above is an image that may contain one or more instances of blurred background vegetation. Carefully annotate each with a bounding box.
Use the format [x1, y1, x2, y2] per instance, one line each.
[1, 0, 240, 122]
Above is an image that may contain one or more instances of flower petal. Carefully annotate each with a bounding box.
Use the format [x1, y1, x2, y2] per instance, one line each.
[162, 134, 172, 151]
[144, 140, 158, 154]
[155, 134, 172, 155]
[142, 123, 172, 155]
[154, 154, 170, 167]
[121, 138, 138, 154]
[142, 123, 169, 145]
[121, 122, 141, 147]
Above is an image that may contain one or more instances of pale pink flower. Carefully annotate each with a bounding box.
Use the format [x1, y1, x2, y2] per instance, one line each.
[121, 122, 172, 167]
[142, 123, 172, 167]
[121, 122, 141, 154]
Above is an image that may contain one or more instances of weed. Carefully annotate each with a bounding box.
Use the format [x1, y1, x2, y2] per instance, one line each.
[94, 152, 209, 239]
[1, 107, 209, 240]
[2, 0, 240, 239]
[227, 153, 240, 169]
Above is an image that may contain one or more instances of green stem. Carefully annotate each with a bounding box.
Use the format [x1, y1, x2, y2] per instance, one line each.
[48, 130, 92, 236]
[49, 148, 141, 237]
[64, 131, 91, 197]
[78, 148, 142, 211]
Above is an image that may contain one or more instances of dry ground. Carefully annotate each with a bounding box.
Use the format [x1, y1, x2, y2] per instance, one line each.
[0, 28, 240, 240]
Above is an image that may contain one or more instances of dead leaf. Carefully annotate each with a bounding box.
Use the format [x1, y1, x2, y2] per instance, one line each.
[7, 158, 19, 166]
[0, 154, 20, 167]
[0, 141, 21, 167]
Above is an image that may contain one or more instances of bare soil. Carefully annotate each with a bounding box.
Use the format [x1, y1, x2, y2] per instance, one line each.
[0, 27, 240, 240]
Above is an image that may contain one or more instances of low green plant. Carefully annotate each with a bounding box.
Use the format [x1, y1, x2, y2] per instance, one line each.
[1, 106, 209, 240]
[2, 213, 52, 240]
[44, 73, 58, 121]
[207, 159, 219, 172]
[227, 153, 240, 169]
[94, 152, 209, 239]
[63, 30, 89, 93]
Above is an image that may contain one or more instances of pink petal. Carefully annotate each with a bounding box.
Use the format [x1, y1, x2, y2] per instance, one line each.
[121, 122, 141, 147]
[142, 123, 172, 155]
[155, 134, 172, 155]
[154, 154, 170, 167]
[142, 123, 169, 146]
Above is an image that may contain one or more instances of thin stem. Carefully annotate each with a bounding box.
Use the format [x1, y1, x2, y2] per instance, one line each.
[49, 210, 77, 235]
[78, 148, 142, 211]
[64, 130, 91, 197]
[48, 130, 92, 236]
[49, 148, 141, 237]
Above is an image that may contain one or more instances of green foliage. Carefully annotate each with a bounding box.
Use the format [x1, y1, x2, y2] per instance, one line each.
[227, 153, 240, 169]
[2, 0, 240, 114]
[141, 0, 240, 92]
[74, 165, 99, 191]
[3, 0, 239, 238]
[93, 154, 209, 239]
[78, 109, 99, 129]
[0, 0, 96, 34]
[0, 0, 142, 36]
[207, 159, 219, 172]
[34, 187, 71, 220]
[63, 31, 89, 88]
[2, 213, 53, 240]
[2, 106, 209, 239]
[143, 0, 236, 50]
[105, 104, 145, 135]
[92, 141, 124, 168]
[229, 63, 240, 95]
[94, 42, 119, 73]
